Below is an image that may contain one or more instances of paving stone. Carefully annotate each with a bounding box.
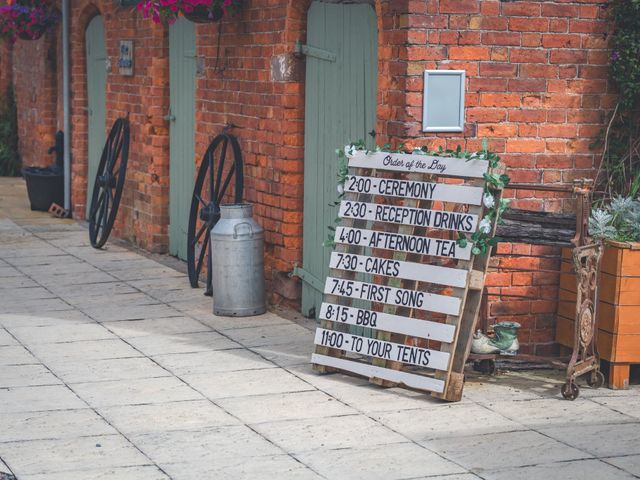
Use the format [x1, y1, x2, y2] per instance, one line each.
[28, 338, 143, 362]
[425, 430, 589, 471]
[161, 455, 321, 480]
[0, 311, 95, 328]
[224, 323, 313, 348]
[0, 276, 37, 288]
[0, 457, 12, 475]
[86, 304, 184, 323]
[590, 393, 640, 420]
[8, 324, 116, 345]
[152, 348, 273, 376]
[47, 357, 170, 383]
[604, 455, 640, 476]
[412, 475, 481, 480]
[0, 409, 116, 443]
[0, 385, 86, 413]
[217, 390, 356, 424]
[481, 458, 636, 480]
[70, 377, 203, 407]
[539, 422, 640, 457]
[253, 414, 406, 453]
[130, 425, 283, 465]
[2, 298, 75, 315]
[0, 435, 151, 476]
[182, 367, 314, 400]
[18, 465, 170, 480]
[483, 397, 634, 428]
[0, 287, 55, 301]
[124, 331, 240, 356]
[373, 403, 523, 441]
[252, 341, 314, 367]
[0, 364, 61, 388]
[196, 312, 291, 331]
[0, 329, 19, 346]
[103, 317, 210, 338]
[295, 442, 465, 480]
[317, 381, 442, 414]
[0, 345, 38, 365]
[98, 400, 238, 435]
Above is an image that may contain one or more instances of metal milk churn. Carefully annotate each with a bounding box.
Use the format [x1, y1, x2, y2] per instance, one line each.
[210, 203, 266, 316]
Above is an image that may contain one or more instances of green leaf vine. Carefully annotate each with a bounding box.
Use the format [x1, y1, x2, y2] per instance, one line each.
[323, 139, 510, 257]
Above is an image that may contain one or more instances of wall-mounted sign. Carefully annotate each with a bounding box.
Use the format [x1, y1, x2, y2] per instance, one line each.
[118, 40, 134, 76]
[422, 70, 466, 132]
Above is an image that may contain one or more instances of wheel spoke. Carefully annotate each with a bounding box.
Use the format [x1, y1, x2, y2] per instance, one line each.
[95, 191, 107, 233]
[214, 138, 228, 201]
[207, 150, 214, 203]
[217, 164, 236, 204]
[195, 194, 208, 209]
[90, 191, 105, 219]
[102, 188, 110, 230]
[191, 221, 208, 246]
[195, 230, 210, 278]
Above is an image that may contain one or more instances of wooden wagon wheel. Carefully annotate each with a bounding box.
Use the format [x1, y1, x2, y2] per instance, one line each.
[187, 132, 244, 294]
[88, 116, 130, 249]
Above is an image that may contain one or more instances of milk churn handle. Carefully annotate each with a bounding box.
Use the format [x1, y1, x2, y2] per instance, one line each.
[233, 222, 254, 239]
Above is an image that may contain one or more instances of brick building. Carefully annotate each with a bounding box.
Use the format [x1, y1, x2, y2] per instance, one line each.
[4, 0, 612, 354]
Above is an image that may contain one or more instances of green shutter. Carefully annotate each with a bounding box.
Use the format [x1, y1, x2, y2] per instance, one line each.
[301, 2, 378, 318]
[169, 18, 197, 260]
[85, 15, 107, 217]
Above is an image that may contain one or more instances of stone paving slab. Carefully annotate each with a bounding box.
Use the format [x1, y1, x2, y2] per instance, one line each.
[1, 179, 640, 479]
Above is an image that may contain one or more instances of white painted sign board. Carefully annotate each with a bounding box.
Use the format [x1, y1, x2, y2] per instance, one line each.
[324, 277, 461, 316]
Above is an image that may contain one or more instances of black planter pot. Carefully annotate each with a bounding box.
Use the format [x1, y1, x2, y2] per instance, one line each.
[184, 5, 223, 23]
[22, 166, 64, 211]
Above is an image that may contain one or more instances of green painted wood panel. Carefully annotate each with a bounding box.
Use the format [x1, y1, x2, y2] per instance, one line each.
[301, 2, 378, 318]
[85, 15, 106, 217]
[169, 17, 196, 260]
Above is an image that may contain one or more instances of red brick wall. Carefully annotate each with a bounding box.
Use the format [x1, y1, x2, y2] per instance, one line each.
[11, 27, 60, 168]
[0, 42, 12, 94]
[68, 1, 170, 252]
[392, 0, 612, 354]
[8, 0, 613, 354]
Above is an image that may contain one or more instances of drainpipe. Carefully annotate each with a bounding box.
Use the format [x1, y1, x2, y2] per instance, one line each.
[62, 0, 71, 213]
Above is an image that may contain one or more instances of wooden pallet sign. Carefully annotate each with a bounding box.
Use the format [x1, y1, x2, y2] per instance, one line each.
[311, 149, 501, 402]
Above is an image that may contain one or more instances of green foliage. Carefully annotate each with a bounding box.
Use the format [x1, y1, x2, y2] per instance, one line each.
[594, 0, 640, 200]
[0, 86, 20, 177]
[589, 196, 640, 242]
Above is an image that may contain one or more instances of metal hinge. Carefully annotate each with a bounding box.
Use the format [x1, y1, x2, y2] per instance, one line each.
[291, 264, 324, 292]
[294, 41, 336, 62]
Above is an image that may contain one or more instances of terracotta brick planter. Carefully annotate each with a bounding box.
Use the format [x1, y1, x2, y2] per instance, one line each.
[556, 241, 640, 389]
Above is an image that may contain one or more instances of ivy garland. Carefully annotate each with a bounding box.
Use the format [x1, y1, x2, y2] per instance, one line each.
[324, 139, 510, 257]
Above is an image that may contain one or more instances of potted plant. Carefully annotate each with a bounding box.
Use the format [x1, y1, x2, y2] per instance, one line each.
[0, 0, 59, 43]
[136, 0, 242, 25]
[556, 0, 639, 390]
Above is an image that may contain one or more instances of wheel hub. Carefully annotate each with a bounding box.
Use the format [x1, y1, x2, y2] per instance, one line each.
[97, 173, 116, 188]
[199, 202, 220, 224]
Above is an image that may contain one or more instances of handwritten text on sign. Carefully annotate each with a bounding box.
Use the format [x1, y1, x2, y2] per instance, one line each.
[319, 302, 456, 343]
[345, 175, 483, 205]
[335, 226, 471, 260]
[339, 201, 478, 233]
[329, 252, 467, 288]
[347, 151, 489, 178]
[314, 328, 450, 371]
[325, 277, 461, 316]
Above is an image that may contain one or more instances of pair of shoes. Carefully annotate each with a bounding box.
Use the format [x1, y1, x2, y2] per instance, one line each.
[470, 322, 521, 355]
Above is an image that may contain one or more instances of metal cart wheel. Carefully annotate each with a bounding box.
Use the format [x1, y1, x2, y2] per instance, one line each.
[88, 116, 130, 249]
[587, 370, 605, 389]
[561, 381, 579, 400]
[187, 132, 243, 294]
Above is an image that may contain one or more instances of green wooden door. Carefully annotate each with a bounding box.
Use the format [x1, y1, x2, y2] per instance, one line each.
[85, 15, 106, 216]
[169, 17, 196, 260]
[301, 2, 378, 317]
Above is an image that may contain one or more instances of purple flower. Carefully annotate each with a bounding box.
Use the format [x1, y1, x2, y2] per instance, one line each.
[611, 50, 621, 62]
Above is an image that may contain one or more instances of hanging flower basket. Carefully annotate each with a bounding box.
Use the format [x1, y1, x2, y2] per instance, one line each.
[183, 5, 224, 23]
[0, 0, 59, 44]
[137, 0, 241, 25]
